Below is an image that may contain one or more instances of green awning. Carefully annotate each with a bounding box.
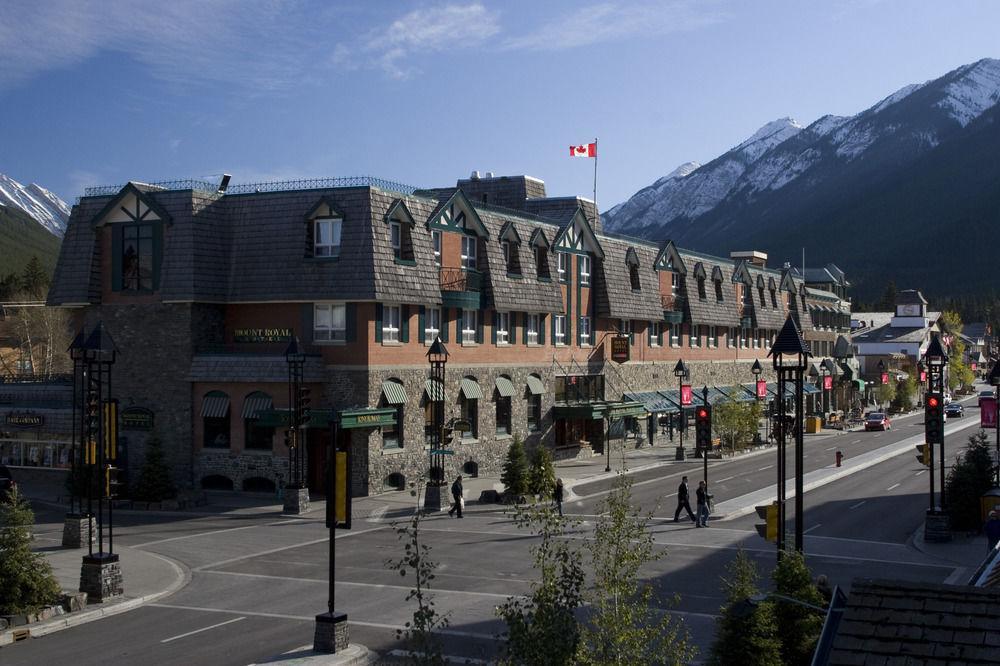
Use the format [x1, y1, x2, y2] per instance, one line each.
[460, 377, 483, 400]
[495, 376, 515, 398]
[242, 395, 273, 419]
[201, 394, 230, 419]
[382, 381, 407, 405]
[424, 378, 444, 402]
[526, 375, 545, 395]
[853, 379, 866, 391]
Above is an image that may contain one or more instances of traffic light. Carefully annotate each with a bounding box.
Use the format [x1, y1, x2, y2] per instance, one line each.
[104, 465, 122, 498]
[915, 443, 931, 467]
[755, 502, 779, 542]
[925, 393, 944, 444]
[297, 386, 312, 426]
[695, 406, 712, 453]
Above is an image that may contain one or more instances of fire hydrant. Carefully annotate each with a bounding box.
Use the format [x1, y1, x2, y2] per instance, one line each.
[835, 451, 844, 467]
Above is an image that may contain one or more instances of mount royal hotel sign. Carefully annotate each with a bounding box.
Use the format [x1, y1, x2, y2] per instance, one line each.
[234, 328, 293, 343]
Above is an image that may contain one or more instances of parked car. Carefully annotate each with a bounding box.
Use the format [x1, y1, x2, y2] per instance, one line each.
[945, 403, 965, 418]
[0, 465, 15, 500]
[865, 413, 891, 431]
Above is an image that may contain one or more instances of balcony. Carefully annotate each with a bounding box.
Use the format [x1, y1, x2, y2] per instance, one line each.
[661, 293, 685, 324]
[440, 267, 482, 310]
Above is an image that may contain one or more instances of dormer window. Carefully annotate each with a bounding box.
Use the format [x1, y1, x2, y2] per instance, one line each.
[502, 240, 510, 267]
[759, 286, 766, 306]
[557, 252, 569, 282]
[580, 255, 592, 286]
[770, 288, 777, 308]
[122, 224, 154, 291]
[714, 279, 723, 302]
[671, 272, 679, 296]
[390, 221, 401, 259]
[535, 246, 550, 279]
[387, 208, 415, 263]
[432, 230, 441, 266]
[314, 217, 342, 258]
[697, 277, 707, 300]
[461, 235, 477, 270]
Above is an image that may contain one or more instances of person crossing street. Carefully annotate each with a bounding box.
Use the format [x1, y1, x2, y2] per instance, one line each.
[673, 475, 696, 523]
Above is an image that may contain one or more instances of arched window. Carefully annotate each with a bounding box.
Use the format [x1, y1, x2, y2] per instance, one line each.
[202, 390, 231, 449]
[380, 379, 406, 450]
[626, 248, 641, 291]
[459, 376, 482, 439]
[242, 391, 274, 451]
[495, 375, 514, 435]
[526, 374, 544, 432]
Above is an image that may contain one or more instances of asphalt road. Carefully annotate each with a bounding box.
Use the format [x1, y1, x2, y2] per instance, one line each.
[5, 395, 987, 665]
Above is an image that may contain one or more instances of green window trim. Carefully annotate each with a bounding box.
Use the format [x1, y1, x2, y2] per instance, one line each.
[418, 306, 426, 344]
[375, 303, 383, 343]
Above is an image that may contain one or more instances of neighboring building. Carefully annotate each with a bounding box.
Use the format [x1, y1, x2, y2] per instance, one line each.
[960, 322, 990, 376]
[46, 173, 846, 496]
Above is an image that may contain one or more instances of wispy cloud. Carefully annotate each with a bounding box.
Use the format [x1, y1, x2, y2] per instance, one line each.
[353, 3, 501, 79]
[0, 0, 338, 93]
[503, 1, 728, 52]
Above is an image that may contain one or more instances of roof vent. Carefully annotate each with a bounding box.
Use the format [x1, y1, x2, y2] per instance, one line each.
[470, 171, 481, 180]
[485, 171, 495, 178]
[217, 173, 231, 193]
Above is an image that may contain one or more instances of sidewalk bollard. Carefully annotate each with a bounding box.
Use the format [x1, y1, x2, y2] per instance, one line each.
[835, 451, 843, 467]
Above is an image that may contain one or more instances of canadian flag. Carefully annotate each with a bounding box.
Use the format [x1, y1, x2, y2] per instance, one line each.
[569, 143, 596, 157]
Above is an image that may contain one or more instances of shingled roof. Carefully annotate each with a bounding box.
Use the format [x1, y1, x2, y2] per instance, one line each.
[819, 579, 1000, 665]
[593, 237, 663, 320]
[676, 250, 741, 327]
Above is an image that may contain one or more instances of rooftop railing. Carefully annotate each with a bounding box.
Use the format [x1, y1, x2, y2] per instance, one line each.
[82, 175, 419, 200]
[440, 267, 482, 292]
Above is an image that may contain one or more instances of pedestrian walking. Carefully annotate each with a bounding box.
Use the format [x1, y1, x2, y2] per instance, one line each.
[673, 475, 696, 523]
[695, 480, 713, 527]
[554, 478, 564, 517]
[448, 475, 464, 518]
[986, 510, 1000, 551]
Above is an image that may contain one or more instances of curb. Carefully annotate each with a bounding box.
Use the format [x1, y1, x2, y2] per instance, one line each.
[0, 550, 190, 647]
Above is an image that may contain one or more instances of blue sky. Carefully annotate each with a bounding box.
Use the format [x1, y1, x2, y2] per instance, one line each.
[1, 0, 998, 209]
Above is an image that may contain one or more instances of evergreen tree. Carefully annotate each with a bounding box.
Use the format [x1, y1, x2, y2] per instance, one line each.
[130, 432, 176, 502]
[527, 444, 556, 498]
[893, 374, 917, 411]
[708, 549, 782, 666]
[501, 435, 529, 499]
[771, 552, 826, 666]
[946, 431, 995, 531]
[0, 486, 62, 615]
[19, 255, 49, 299]
[576, 472, 693, 665]
[878, 280, 897, 311]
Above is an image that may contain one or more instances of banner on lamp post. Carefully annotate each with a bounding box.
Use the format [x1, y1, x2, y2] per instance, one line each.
[681, 384, 692, 406]
[920, 370, 927, 382]
[756, 380, 767, 399]
[880, 372, 889, 385]
[982, 397, 998, 429]
[823, 375, 833, 390]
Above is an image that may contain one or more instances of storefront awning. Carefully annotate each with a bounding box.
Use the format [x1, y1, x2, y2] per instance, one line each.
[553, 401, 607, 421]
[624, 391, 675, 414]
[526, 375, 545, 395]
[802, 383, 821, 394]
[424, 378, 444, 402]
[242, 394, 273, 419]
[460, 377, 483, 400]
[201, 394, 230, 419]
[381, 381, 407, 405]
[853, 379, 866, 391]
[495, 376, 515, 398]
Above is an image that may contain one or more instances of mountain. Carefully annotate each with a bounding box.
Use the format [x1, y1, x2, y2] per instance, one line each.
[603, 58, 1000, 302]
[0, 173, 70, 237]
[0, 203, 62, 287]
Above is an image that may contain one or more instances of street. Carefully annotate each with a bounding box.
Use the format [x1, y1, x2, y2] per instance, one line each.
[4, 397, 988, 665]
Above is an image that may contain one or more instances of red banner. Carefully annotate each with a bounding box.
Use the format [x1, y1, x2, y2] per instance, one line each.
[681, 384, 692, 406]
[972, 363, 978, 371]
[756, 380, 767, 399]
[880, 373, 889, 385]
[823, 375, 833, 390]
[983, 397, 998, 429]
[920, 370, 927, 382]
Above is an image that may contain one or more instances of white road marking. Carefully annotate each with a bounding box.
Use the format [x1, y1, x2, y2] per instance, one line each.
[804, 524, 822, 534]
[160, 616, 245, 643]
[825, 446, 837, 451]
[758, 465, 773, 471]
[131, 518, 304, 548]
[716, 475, 737, 483]
[193, 525, 388, 572]
[849, 500, 866, 510]
[915, 471, 925, 476]
[887, 483, 901, 491]
[201, 569, 526, 597]
[151, 603, 311, 621]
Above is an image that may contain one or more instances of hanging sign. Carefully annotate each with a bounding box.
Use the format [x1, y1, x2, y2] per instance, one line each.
[823, 376, 833, 391]
[880, 373, 889, 385]
[680, 384, 693, 406]
[120, 407, 154, 430]
[982, 397, 997, 429]
[756, 380, 767, 399]
[610, 336, 630, 363]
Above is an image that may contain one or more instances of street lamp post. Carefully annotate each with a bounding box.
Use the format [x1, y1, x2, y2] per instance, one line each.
[989, 362, 1000, 486]
[284, 337, 309, 514]
[62, 330, 94, 549]
[769, 317, 810, 555]
[924, 335, 948, 509]
[752, 359, 764, 444]
[425, 338, 449, 511]
[674, 359, 689, 461]
[819, 363, 829, 418]
[702, 386, 710, 483]
[876, 360, 886, 410]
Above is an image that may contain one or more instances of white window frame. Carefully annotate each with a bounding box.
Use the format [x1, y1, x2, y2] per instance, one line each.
[739, 328, 748, 349]
[753, 328, 761, 349]
[670, 323, 680, 347]
[382, 305, 401, 343]
[557, 252, 569, 281]
[579, 255, 591, 286]
[671, 272, 679, 296]
[727, 326, 736, 348]
[461, 235, 477, 270]
[689, 324, 700, 348]
[708, 325, 717, 348]
[496, 311, 510, 345]
[390, 221, 401, 259]
[314, 217, 342, 258]
[462, 309, 478, 344]
[502, 241, 511, 270]
[555, 315, 567, 346]
[425, 307, 441, 341]
[579, 316, 591, 345]
[432, 230, 441, 266]
[314, 303, 346, 342]
[650, 322, 661, 347]
[527, 313, 540, 344]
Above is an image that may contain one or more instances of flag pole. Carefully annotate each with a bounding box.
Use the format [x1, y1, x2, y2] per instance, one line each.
[593, 137, 598, 226]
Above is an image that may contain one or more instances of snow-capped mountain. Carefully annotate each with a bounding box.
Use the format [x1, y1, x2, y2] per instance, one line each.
[0, 173, 70, 237]
[603, 58, 1000, 238]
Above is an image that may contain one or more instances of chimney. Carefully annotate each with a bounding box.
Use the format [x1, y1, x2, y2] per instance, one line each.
[730, 250, 767, 268]
[485, 171, 495, 178]
[470, 171, 481, 180]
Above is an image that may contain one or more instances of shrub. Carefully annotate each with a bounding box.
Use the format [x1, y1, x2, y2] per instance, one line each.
[708, 549, 782, 666]
[946, 431, 995, 531]
[527, 444, 556, 497]
[0, 486, 62, 615]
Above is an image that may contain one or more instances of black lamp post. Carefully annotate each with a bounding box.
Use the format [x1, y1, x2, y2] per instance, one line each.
[819, 363, 829, 417]
[701, 386, 710, 483]
[674, 359, 689, 461]
[285, 337, 306, 490]
[68, 330, 86, 519]
[751, 359, 765, 444]
[988, 362, 1000, 486]
[769, 317, 810, 555]
[425, 337, 449, 510]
